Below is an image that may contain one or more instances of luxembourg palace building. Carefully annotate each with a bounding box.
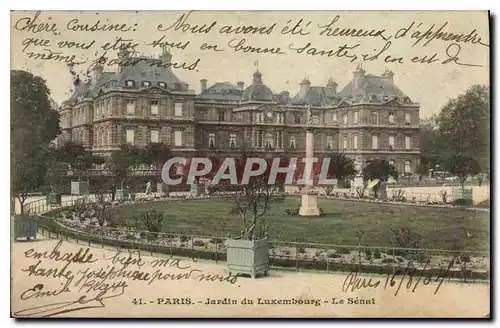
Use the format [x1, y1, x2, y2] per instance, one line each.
[56, 49, 421, 175]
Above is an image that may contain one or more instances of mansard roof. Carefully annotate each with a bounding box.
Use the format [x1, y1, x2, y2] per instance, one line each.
[198, 82, 242, 101]
[338, 74, 410, 101]
[290, 86, 340, 106]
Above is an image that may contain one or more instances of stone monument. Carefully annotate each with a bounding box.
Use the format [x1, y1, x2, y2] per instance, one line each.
[299, 105, 321, 216]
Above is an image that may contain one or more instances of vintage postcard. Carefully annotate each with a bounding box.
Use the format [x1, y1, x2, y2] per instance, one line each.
[10, 10, 490, 318]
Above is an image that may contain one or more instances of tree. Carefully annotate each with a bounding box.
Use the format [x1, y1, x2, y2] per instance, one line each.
[420, 116, 449, 168]
[362, 159, 398, 182]
[58, 141, 104, 181]
[44, 146, 68, 194]
[11, 70, 61, 213]
[323, 151, 357, 188]
[217, 153, 287, 240]
[438, 85, 489, 170]
[141, 143, 172, 171]
[415, 158, 430, 182]
[109, 144, 144, 189]
[445, 154, 481, 190]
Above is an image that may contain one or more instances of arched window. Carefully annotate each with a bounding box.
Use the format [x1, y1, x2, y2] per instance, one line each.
[264, 133, 274, 149]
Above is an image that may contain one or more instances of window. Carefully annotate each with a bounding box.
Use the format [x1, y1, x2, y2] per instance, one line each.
[151, 130, 159, 143]
[289, 135, 296, 149]
[126, 80, 134, 87]
[151, 101, 159, 116]
[142, 81, 151, 87]
[264, 133, 274, 149]
[312, 115, 319, 125]
[404, 160, 411, 173]
[389, 112, 395, 124]
[389, 160, 395, 167]
[96, 130, 101, 146]
[371, 112, 379, 124]
[326, 136, 333, 150]
[332, 112, 337, 122]
[218, 110, 225, 121]
[101, 129, 106, 146]
[230, 133, 236, 148]
[107, 129, 111, 147]
[174, 103, 183, 117]
[405, 136, 411, 150]
[209, 133, 216, 148]
[126, 100, 135, 115]
[276, 131, 283, 148]
[294, 115, 301, 124]
[158, 82, 166, 88]
[353, 111, 358, 124]
[343, 113, 348, 125]
[353, 135, 358, 150]
[343, 136, 348, 149]
[405, 113, 411, 125]
[389, 136, 395, 149]
[126, 129, 135, 144]
[174, 130, 183, 146]
[372, 135, 378, 149]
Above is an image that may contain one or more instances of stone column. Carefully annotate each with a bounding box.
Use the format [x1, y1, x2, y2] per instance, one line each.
[299, 127, 321, 216]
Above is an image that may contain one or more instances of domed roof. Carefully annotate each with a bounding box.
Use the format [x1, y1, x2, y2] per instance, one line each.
[241, 70, 274, 102]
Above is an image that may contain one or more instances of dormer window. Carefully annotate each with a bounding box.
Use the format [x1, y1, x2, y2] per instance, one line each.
[125, 80, 135, 87]
[142, 81, 151, 87]
[158, 82, 166, 88]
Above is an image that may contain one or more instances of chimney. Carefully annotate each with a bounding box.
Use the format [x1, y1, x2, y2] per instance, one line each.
[117, 47, 130, 73]
[353, 64, 366, 91]
[383, 68, 394, 81]
[299, 78, 311, 99]
[326, 78, 338, 94]
[159, 46, 172, 70]
[91, 64, 103, 86]
[237, 81, 244, 90]
[200, 79, 207, 92]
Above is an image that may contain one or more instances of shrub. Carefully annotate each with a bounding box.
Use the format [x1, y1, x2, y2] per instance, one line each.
[381, 258, 394, 264]
[193, 239, 206, 247]
[209, 238, 224, 244]
[452, 198, 474, 207]
[365, 249, 372, 257]
[476, 199, 490, 208]
[328, 252, 342, 259]
[179, 235, 189, 243]
[460, 254, 471, 263]
[297, 247, 306, 254]
[373, 251, 382, 259]
[336, 247, 351, 254]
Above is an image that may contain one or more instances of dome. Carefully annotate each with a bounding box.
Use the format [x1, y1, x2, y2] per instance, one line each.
[241, 70, 274, 102]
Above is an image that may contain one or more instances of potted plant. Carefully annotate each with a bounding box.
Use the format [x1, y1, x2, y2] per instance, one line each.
[445, 154, 481, 201]
[218, 154, 286, 278]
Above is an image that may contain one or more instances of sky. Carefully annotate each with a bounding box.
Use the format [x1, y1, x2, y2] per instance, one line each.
[10, 10, 490, 118]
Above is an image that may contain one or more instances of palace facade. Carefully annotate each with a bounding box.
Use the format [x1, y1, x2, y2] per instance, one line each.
[57, 49, 420, 175]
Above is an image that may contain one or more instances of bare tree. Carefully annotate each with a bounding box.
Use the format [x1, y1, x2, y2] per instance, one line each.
[89, 187, 112, 227]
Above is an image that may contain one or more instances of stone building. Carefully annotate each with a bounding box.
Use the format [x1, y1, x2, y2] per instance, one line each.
[58, 50, 420, 175]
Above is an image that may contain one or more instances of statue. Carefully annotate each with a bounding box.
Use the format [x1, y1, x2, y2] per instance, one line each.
[145, 181, 152, 196]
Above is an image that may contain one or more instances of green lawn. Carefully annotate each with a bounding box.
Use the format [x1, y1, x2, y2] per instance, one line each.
[107, 197, 490, 251]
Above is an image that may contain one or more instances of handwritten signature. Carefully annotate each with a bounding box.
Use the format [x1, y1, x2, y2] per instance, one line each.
[14, 286, 126, 318]
[342, 260, 454, 296]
